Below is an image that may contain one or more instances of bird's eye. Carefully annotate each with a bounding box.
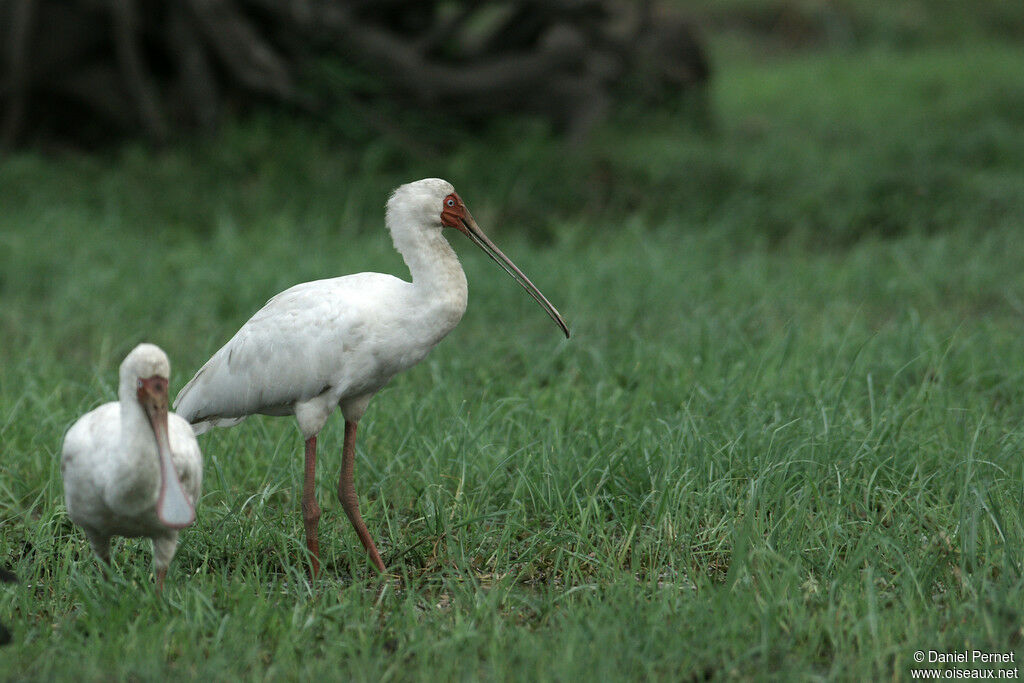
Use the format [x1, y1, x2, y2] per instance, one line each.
[137, 379, 143, 389]
[446, 198, 455, 207]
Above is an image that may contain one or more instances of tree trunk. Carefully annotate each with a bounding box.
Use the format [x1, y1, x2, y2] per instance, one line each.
[0, 0, 710, 148]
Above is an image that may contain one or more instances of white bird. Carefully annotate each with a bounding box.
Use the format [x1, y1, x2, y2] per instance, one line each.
[62, 343, 202, 591]
[174, 178, 568, 577]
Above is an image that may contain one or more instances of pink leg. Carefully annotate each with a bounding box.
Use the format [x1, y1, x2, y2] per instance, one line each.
[337, 420, 386, 574]
[302, 436, 322, 578]
[155, 568, 166, 593]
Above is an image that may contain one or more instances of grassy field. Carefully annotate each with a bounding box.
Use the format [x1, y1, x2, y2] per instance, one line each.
[2, 29, 1024, 682]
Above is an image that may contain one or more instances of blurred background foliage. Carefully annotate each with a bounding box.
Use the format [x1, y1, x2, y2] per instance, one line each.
[0, 1, 709, 146]
[694, 0, 1024, 48]
[0, 0, 1022, 247]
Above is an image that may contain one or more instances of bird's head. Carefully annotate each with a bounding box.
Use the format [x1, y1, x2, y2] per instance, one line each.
[387, 178, 570, 338]
[386, 178, 456, 231]
[120, 343, 172, 428]
[120, 343, 170, 389]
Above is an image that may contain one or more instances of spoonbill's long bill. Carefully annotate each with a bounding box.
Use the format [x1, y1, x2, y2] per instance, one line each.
[62, 344, 202, 591]
[174, 178, 568, 577]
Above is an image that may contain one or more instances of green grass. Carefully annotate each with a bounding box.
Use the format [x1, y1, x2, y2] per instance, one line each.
[2, 37, 1024, 681]
[682, 0, 1024, 49]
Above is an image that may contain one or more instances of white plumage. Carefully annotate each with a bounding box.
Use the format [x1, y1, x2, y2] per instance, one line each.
[173, 178, 568, 576]
[62, 343, 202, 590]
[174, 271, 462, 437]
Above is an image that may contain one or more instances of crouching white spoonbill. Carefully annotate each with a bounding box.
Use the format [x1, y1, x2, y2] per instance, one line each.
[62, 344, 202, 591]
[174, 178, 568, 577]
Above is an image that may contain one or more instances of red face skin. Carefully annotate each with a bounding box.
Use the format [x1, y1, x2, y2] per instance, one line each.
[440, 192, 470, 234]
[137, 376, 169, 412]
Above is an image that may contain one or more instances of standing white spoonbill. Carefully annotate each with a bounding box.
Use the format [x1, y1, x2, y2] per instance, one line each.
[173, 178, 568, 577]
[62, 343, 202, 591]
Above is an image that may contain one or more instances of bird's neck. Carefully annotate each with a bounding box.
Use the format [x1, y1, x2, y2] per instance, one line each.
[108, 397, 160, 513]
[394, 225, 469, 320]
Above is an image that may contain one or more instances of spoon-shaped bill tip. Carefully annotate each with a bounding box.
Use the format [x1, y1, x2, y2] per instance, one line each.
[157, 468, 196, 529]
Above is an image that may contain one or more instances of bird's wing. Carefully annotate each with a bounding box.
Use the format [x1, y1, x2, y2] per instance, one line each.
[173, 274, 406, 429]
[60, 403, 118, 473]
[60, 403, 120, 524]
